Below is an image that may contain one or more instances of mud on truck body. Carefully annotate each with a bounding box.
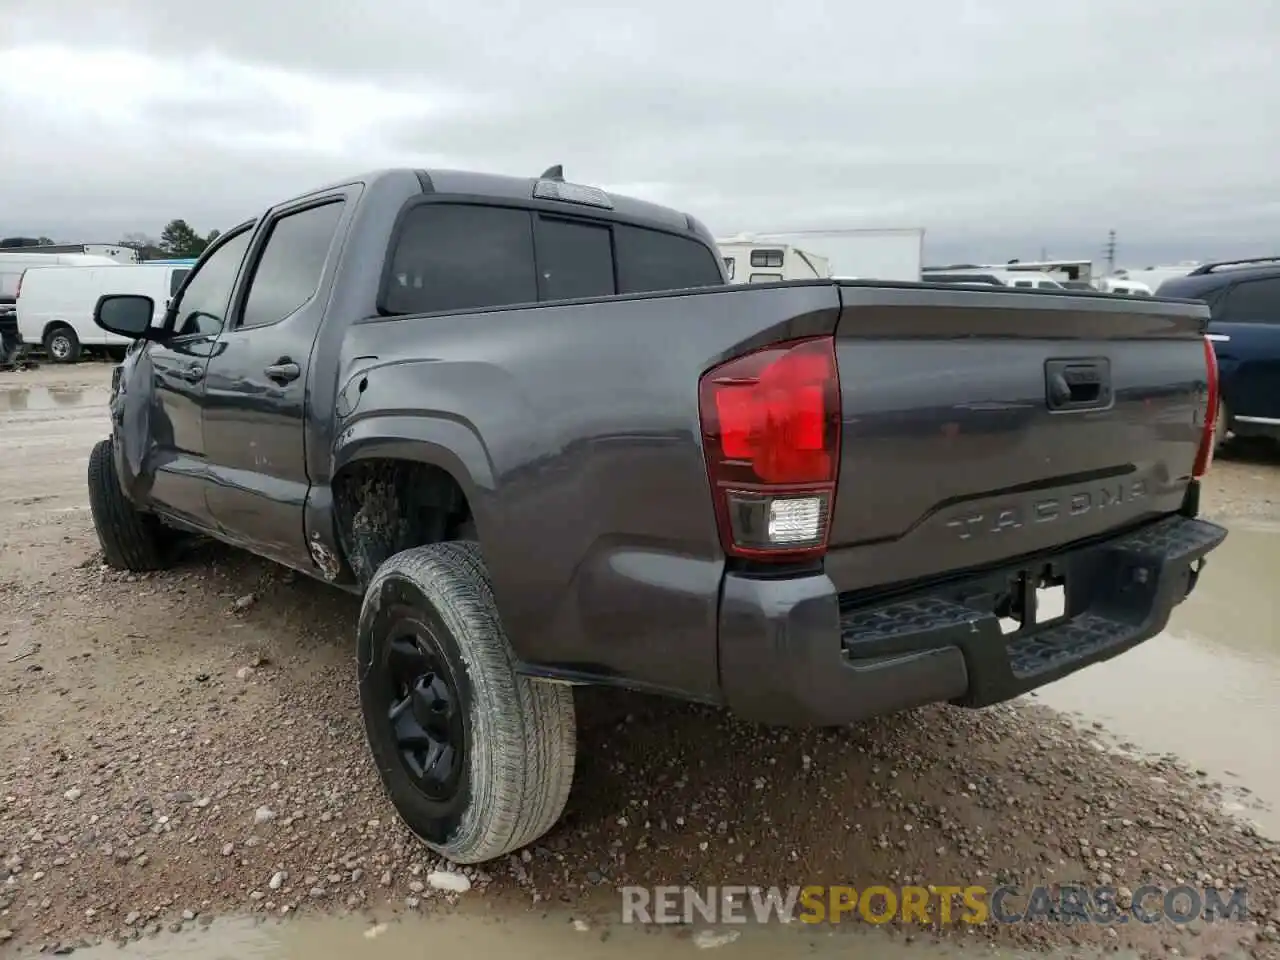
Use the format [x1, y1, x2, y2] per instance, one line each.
[86, 166, 1226, 864]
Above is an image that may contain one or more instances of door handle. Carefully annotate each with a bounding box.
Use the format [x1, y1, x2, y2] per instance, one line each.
[264, 360, 301, 384]
[183, 363, 204, 383]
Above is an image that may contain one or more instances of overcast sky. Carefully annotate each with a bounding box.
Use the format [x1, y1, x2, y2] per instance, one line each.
[2, 1, 1277, 270]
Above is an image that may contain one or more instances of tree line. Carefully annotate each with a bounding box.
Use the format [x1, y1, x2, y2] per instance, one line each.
[3, 221, 221, 260]
[119, 220, 222, 260]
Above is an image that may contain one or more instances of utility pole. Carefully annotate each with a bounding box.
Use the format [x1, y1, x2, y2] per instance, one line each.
[1104, 230, 1117, 273]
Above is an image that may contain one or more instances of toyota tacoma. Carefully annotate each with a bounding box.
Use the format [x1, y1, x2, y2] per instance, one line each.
[86, 165, 1227, 864]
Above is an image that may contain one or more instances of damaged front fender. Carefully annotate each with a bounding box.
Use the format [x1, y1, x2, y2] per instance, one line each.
[109, 347, 162, 506]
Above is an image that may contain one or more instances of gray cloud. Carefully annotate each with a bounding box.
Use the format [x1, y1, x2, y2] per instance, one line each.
[3, 0, 1278, 268]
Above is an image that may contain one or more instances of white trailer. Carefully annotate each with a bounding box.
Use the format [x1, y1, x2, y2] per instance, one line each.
[0, 242, 138, 263]
[716, 239, 831, 283]
[721, 228, 924, 283]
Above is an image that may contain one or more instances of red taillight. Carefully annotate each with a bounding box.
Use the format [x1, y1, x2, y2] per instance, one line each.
[1193, 334, 1219, 479]
[698, 336, 841, 561]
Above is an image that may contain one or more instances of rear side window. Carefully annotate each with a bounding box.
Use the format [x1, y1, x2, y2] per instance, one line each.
[535, 217, 615, 301]
[613, 225, 724, 294]
[386, 204, 537, 315]
[383, 204, 724, 314]
[169, 269, 189, 297]
[1218, 277, 1280, 324]
[240, 201, 346, 328]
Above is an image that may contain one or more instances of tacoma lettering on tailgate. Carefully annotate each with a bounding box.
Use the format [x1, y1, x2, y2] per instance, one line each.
[944, 478, 1148, 541]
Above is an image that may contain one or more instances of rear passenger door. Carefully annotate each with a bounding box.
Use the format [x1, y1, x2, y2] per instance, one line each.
[201, 191, 355, 569]
[1212, 277, 1280, 422]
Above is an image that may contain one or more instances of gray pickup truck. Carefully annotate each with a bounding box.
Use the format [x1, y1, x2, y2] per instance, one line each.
[87, 165, 1227, 864]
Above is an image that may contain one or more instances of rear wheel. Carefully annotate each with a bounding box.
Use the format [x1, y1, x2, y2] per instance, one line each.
[357, 541, 576, 864]
[87, 438, 172, 571]
[44, 325, 80, 363]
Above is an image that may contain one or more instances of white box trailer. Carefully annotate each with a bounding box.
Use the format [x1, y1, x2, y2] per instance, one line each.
[719, 228, 924, 283]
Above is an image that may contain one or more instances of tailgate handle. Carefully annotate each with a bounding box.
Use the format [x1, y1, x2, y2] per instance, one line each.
[1045, 358, 1111, 411]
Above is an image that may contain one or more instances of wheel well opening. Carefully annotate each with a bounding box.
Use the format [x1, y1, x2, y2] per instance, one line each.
[332, 458, 472, 586]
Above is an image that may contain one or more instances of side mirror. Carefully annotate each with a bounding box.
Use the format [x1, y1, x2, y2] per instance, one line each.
[95, 294, 160, 340]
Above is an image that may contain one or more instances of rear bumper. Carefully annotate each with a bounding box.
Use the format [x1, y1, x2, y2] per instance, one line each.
[717, 511, 1228, 727]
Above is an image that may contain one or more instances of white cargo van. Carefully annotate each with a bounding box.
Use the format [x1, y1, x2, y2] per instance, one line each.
[16, 262, 191, 362]
[0, 251, 119, 306]
[1096, 277, 1153, 296]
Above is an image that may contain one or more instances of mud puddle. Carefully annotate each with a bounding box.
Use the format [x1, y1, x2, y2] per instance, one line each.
[0, 383, 107, 413]
[1037, 519, 1280, 836]
[27, 908, 1154, 960]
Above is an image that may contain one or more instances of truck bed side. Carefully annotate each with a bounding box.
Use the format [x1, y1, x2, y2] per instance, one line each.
[333, 282, 842, 702]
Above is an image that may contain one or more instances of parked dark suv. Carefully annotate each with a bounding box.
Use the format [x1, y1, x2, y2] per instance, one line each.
[1158, 258, 1280, 447]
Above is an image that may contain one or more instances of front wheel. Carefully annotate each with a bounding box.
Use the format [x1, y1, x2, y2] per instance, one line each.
[87, 438, 172, 571]
[44, 325, 80, 364]
[357, 541, 576, 864]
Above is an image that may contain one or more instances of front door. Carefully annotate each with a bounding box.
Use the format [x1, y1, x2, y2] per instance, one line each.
[136, 227, 254, 526]
[202, 194, 352, 569]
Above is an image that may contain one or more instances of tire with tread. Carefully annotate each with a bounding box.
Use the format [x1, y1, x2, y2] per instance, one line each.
[44, 325, 80, 364]
[357, 540, 575, 864]
[87, 438, 170, 571]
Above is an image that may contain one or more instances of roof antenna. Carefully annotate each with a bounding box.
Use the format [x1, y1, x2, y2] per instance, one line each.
[540, 164, 564, 182]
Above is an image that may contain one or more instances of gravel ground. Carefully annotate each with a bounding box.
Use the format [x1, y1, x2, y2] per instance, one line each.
[2, 363, 1279, 958]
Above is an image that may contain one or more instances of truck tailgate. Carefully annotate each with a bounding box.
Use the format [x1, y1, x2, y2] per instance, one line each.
[825, 283, 1212, 593]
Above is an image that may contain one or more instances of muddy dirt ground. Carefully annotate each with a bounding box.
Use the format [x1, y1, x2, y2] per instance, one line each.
[2, 362, 1279, 959]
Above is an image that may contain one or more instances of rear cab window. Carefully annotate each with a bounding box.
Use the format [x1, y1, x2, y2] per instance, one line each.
[381, 201, 723, 316]
[535, 217, 614, 301]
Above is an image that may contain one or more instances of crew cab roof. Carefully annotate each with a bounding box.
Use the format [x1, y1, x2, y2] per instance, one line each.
[281, 167, 702, 236]
[1157, 263, 1280, 299]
